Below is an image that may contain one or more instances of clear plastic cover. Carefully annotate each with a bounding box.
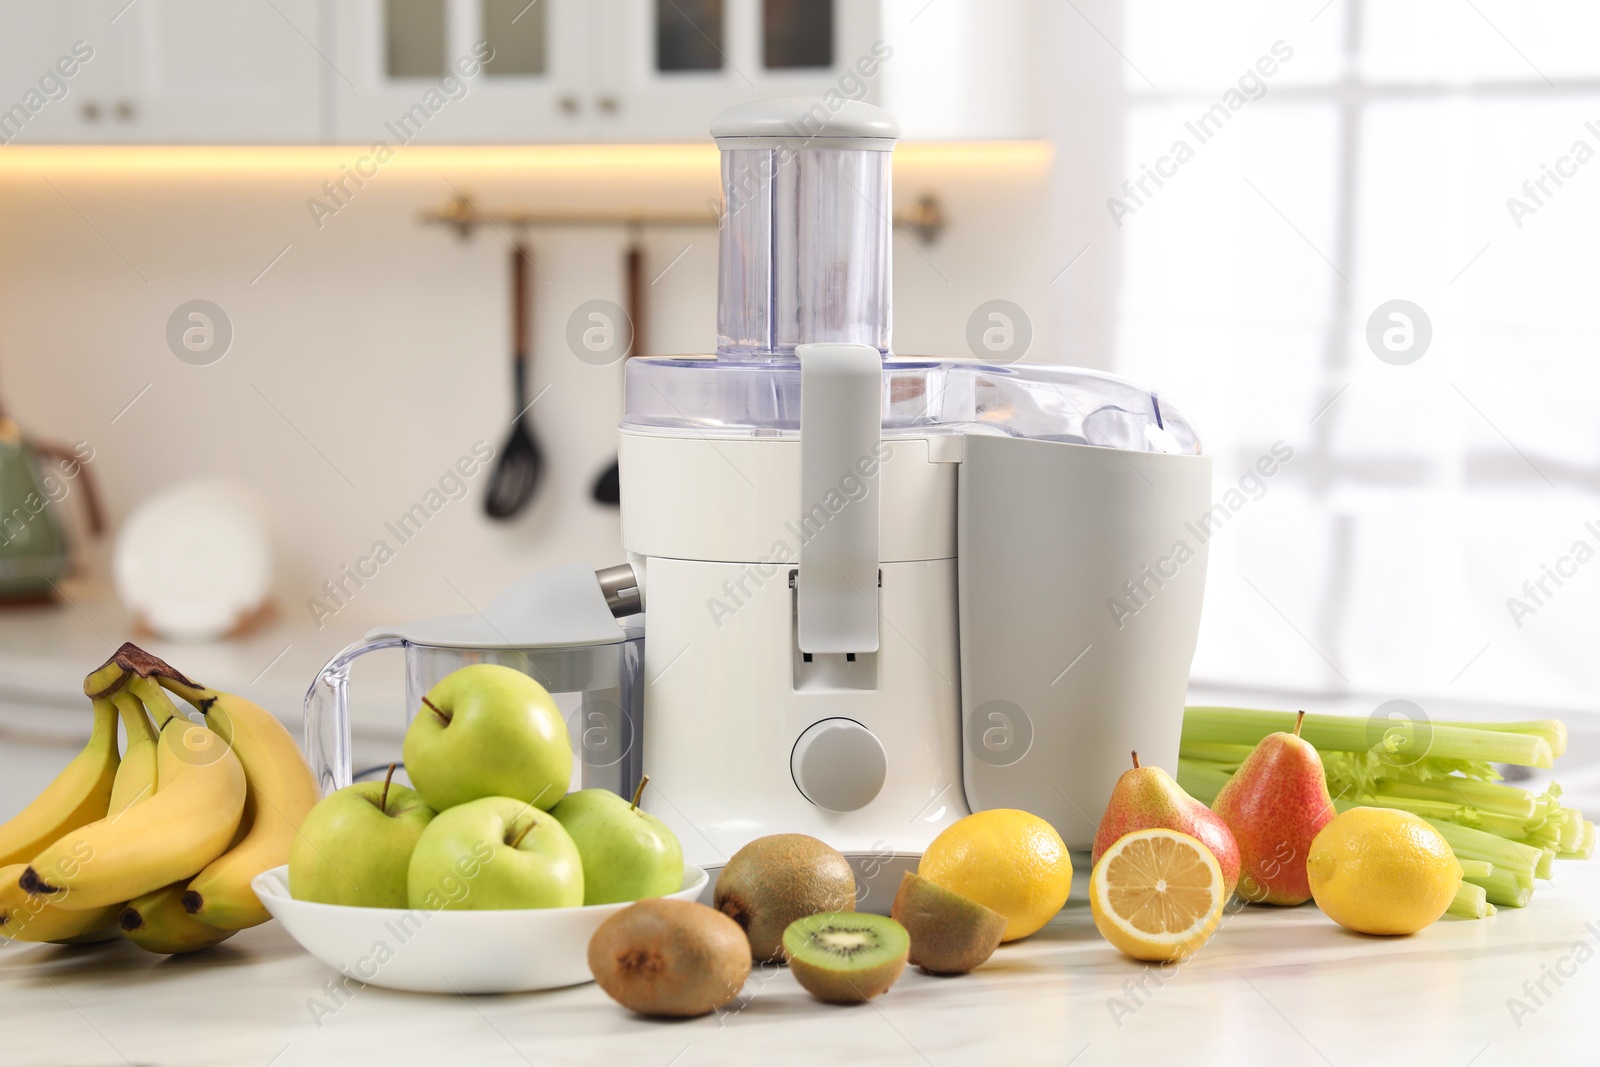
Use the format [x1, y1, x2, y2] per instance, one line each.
[718, 147, 892, 357]
[622, 356, 1202, 455]
[643, 98, 1200, 456]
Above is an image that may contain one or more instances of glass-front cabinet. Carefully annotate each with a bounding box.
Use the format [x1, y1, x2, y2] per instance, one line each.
[331, 0, 594, 143]
[0, 0, 1036, 143]
[335, 0, 872, 142]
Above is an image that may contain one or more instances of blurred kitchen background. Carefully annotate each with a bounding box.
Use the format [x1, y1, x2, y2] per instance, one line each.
[1, 1, 1597, 782]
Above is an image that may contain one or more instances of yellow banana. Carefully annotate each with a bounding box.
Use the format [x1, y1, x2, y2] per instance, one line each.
[120, 883, 234, 955]
[0, 863, 122, 944]
[106, 691, 159, 817]
[0, 700, 119, 866]
[21, 717, 246, 911]
[159, 681, 320, 930]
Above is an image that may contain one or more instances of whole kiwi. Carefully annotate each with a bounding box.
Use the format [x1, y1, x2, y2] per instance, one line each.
[588, 899, 751, 1017]
[891, 872, 1006, 975]
[714, 834, 857, 963]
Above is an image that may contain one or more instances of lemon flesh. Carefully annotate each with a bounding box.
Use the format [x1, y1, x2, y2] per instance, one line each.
[1090, 828, 1225, 962]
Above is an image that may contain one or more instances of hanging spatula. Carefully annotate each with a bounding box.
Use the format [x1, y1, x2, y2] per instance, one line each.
[484, 241, 544, 520]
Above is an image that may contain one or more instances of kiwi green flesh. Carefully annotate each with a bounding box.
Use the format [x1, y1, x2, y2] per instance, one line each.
[891, 872, 1006, 976]
[782, 912, 909, 1004]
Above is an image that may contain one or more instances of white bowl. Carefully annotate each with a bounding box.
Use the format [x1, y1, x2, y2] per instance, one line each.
[253, 864, 710, 994]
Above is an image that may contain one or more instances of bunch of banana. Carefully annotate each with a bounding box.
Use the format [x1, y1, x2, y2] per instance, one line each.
[0, 642, 319, 956]
[22, 713, 246, 909]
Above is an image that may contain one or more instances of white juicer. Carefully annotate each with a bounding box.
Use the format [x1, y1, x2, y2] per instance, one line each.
[616, 99, 1212, 891]
[304, 98, 1213, 905]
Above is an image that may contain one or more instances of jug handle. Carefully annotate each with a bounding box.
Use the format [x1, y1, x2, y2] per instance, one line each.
[303, 635, 406, 795]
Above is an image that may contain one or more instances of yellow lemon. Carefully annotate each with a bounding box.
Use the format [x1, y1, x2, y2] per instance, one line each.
[1307, 807, 1462, 936]
[918, 809, 1072, 941]
[1090, 828, 1225, 962]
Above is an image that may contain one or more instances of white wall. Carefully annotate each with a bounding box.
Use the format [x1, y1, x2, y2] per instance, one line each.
[0, 146, 1052, 666]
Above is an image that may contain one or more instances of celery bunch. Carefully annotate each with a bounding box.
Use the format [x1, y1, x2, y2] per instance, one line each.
[1178, 707, 1595, 919]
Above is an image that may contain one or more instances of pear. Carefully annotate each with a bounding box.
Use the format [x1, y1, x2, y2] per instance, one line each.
[1211, 711, 1336, 905]
[1093, 752, 1241, 898]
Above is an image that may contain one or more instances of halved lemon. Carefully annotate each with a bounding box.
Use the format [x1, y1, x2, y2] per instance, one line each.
[1090, 828, 1225, 962]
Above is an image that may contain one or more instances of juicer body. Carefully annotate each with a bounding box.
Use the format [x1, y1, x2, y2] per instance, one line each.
[620, 430, 970, 878]
[619, 417, 1213, 870]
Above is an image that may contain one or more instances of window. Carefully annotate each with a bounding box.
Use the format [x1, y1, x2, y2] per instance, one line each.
[1112, 0, 1600, 714]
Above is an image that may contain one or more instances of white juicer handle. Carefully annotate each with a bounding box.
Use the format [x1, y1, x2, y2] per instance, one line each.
[796, 342, 883, 654]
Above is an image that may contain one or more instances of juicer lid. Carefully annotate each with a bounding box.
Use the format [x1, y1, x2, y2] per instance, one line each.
[365, 561, 626, 649]
[710, 97, 899, 150]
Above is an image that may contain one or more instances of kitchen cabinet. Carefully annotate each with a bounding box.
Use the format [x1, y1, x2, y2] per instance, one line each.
[337, 0, 1036, 142]
[329, 0, 596, 143]
[0, 2, 113, 143]
[0, 0, 1037, 144]
[0, 0, 324, 144]
[330, 0, 887, 143]
[590, 0, 890, 142]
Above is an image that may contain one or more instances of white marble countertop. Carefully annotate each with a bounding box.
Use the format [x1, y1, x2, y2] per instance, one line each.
[1, 600, 1595, 1064]
[2, 856, 1595, 1066]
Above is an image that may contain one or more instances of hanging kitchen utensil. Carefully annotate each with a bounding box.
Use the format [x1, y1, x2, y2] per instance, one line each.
[591, 241, 644, 506]
[484, 240, 545, 520]
[0, 405, 105, 603]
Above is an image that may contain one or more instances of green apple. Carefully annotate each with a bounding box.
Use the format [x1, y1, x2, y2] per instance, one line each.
[549, 776, 684, 905]
[406, 795, 584, 910]
[290, 765, 435, 908]
[401, 664, 572, 812]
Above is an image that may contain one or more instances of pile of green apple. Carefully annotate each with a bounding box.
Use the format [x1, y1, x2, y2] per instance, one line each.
[289, 664, 682, 910]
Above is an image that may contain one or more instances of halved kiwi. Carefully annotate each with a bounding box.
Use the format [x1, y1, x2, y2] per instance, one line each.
[782, 912, 909, 1004]
[891, 872, 1006, 975]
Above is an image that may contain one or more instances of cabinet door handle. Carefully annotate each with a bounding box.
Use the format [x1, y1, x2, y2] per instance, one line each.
[597, 95, 618, 115]
[115, 100, 137, 122]
[558, 95, 580, 115]
[81, 101, 102, 122]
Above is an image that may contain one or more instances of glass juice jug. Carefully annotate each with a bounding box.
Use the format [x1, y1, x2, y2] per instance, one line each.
[302, 562, 643, 797]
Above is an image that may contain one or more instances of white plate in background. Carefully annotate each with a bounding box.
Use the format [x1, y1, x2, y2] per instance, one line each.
[113, 478, 272, 642]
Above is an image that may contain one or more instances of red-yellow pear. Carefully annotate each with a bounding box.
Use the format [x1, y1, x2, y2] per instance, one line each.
[1093, 752, 1240, 898]
[1211, 712, 1336, 905]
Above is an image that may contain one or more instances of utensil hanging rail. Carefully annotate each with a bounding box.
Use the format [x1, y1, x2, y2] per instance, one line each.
[418, 191, 947, 243]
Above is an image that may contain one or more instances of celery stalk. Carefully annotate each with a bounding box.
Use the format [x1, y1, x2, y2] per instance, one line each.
[1464, 868, 1532, 908]
[1349, 794, 1539, 842]
[1419, 815, 1541, 880]
[1178, 741, 1255, 766]
[1564, 822, 1596, 860]
[1448, 881, 1492, 919]
[1378, 779, 1538, 820]
[1185, 707, 1554, 768]
[1538, 849, 1556, 877]
[1559, 809, 1583, 853]
[1457, 860, 1494, 880]
[1434, 719, 1567, 759]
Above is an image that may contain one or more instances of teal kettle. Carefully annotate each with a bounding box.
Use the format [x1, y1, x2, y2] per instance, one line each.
[0, 413, 103, 602]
